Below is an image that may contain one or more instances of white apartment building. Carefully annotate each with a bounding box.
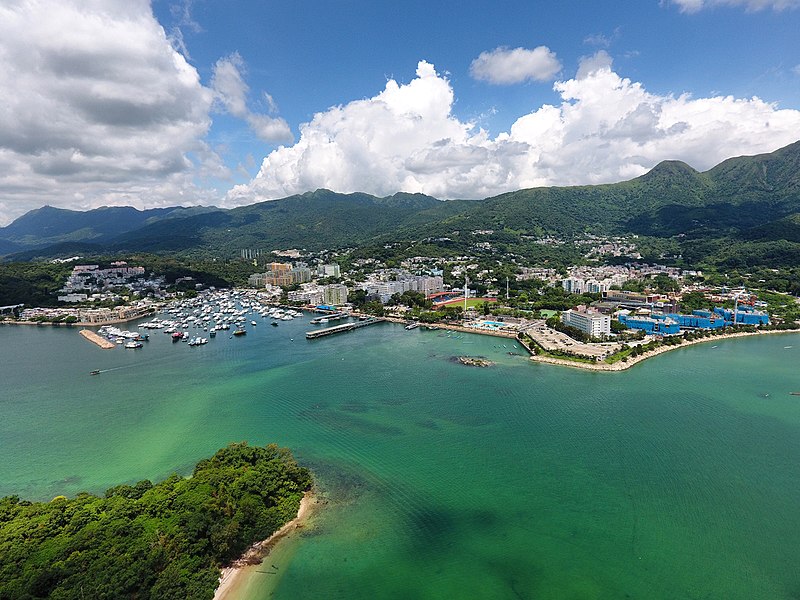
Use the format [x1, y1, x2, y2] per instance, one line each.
[317, 264, 341, 278]
[561, 309, 611, 337]
[323, 284, 348, 305]
[288, 284, 325, 305]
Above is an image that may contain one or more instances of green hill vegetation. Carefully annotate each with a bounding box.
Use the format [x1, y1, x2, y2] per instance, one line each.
[0, 443, 312, 600]
[2, 141, 799, 270]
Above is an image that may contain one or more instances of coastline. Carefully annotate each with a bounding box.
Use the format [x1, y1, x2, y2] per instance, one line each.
[380, 315, 517, 338]
[0, 313, 156, 328]
[529, 328, 799, 372]
[213, 491, 315, 600]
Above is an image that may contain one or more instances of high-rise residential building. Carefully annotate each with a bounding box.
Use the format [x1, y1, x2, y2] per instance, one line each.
[317, 264, 341, 278]
[323, 284, 348, 305]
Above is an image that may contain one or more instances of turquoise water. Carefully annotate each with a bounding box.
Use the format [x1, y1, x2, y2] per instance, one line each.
[1, 320, 799, 599]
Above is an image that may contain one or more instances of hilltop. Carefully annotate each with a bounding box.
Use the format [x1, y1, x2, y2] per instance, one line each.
[2, 141, 799, 268]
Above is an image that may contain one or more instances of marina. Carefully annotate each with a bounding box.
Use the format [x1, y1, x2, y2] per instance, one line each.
[1, 313, 799, 600]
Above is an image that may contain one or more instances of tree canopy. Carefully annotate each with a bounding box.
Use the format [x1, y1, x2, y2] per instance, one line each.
[0, 442, 312, 600]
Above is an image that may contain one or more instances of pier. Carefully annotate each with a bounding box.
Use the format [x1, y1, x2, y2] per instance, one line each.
[79, 329, 115, 349]
[305, 318, 383, 339]
[309, 312, 350, 325]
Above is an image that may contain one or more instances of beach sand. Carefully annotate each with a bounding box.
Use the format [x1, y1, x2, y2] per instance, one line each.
[214, 491, 315, 600]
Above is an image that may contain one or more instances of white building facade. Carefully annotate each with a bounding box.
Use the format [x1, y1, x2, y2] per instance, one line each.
[561, 309, 611, 337]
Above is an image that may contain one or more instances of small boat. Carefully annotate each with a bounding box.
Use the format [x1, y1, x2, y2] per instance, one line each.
[89, 370, 101, 376]
[271, 321, 279, 327]
[791, 392, 800, 396]
[209, 330, 216, 337]
[233, 329, 247, 336]
[171, 332, 182, 342]
[124, 341, 143, 349]
[251, 320, 257, 326]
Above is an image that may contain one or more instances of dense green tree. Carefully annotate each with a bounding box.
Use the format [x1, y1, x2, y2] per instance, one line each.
[0, 443, 312, 600]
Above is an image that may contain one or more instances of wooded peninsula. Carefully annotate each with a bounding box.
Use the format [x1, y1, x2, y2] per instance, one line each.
[0, 443, 312, 600]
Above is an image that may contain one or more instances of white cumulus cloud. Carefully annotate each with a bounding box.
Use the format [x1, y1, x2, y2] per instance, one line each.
[0, 0, 218, 224]
[470, 46, 562, 84]
[669, 0, 800, 12]
[228, 59, 800, 206]
[211, 53, 293, 143]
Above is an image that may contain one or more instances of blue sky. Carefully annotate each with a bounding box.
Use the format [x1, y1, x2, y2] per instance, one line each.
[0, 0, 799, 223]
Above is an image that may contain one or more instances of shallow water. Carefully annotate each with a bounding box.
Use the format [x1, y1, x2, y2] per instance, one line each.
[1, 320, 799, 599]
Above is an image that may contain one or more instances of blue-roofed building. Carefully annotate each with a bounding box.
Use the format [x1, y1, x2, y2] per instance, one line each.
[713, 306, 770, 325]
[663, 311, 726, 329]
[618, 313, 680, 335]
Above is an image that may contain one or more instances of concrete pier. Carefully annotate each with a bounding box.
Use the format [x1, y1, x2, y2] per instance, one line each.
[80, 329, 115, 349]
[305, 318, 383, 339]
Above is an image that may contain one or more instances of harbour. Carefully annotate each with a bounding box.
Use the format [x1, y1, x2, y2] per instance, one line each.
[1, 316, 799, 600]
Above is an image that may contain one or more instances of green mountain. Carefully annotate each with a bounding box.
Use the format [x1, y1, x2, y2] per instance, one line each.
[108, 190, 468, 254]
[3, 141, 799, 267]
[0, 205, 218, 251]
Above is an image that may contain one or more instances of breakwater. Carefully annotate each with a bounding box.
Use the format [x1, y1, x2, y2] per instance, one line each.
[79, 328, 115, 349]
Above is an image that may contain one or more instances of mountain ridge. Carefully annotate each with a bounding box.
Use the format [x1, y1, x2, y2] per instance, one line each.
[2, 141, 799, 266]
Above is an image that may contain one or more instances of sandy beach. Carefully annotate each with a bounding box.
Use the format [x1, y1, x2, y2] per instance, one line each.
[529, 328, 799, 371]
[213, 491, 315, 600]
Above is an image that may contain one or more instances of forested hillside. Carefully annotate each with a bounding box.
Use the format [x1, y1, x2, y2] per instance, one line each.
[0, 443, 312, 600]
[2, 141, 799, 268]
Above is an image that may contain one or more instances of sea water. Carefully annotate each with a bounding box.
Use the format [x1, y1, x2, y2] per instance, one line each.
[1, 320, 799, 599]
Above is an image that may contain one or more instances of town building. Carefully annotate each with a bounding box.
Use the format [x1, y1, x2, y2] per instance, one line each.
[713, 306, 770, 325]
[561, 308, 611, 337]
[249, 263, 314, 287]
[288, 284, 325, 305]
[618, 313, 680, 335]
[361, 271, 444, 303]
[323, 284, 348, 306]
[317, 264, 341, 278]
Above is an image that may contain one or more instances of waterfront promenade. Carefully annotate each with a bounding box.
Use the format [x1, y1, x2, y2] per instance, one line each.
[528, 328, 799, 371]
